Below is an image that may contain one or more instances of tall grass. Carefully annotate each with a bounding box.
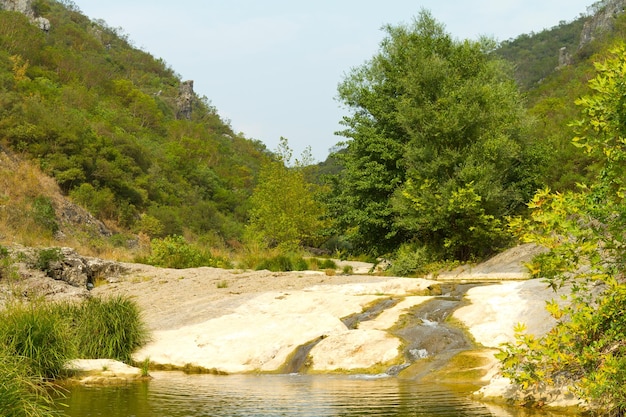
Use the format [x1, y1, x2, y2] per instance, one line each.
[0, 302, 74, 380]
[0, 346, 57, 417]
[0, 296, 148, 416]
[70, 296, 148, 363]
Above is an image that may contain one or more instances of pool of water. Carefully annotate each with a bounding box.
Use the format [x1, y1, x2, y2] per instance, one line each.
[55, 372, 559, 417]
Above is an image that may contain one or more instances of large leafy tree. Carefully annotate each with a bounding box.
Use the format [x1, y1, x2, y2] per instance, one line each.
[329, 10, 539, 259]
[499, 45, 626, 415]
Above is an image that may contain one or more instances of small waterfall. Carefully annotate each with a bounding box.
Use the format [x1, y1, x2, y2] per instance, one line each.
[280, 285, 479, 377]
[388, 284, 479, 378]
[341, 298, 400, 329]
[280, 298, 400, 374]
[279, 336, 325, 374]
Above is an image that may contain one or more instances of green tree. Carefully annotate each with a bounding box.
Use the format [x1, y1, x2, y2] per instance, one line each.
[329, 10, 539, 259]
[499, 45, 626, 415]
[246, 138, 325, 251]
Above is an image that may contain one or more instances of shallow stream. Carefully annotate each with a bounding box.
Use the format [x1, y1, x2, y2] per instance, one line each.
[55, 372, 559, 417]
[55, 283, 567, 416]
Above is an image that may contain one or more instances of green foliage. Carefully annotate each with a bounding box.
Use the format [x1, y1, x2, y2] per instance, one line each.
[329, 10, 538, 259]
[69, 296, 148, 363]
[305, 257, 337, 271]
[0, 295, 149, 415]
[254, 253, 309, 272]
[146, 235, 229, 269]
[500, 45, 626, 415]
[0, 2, 269, 246]
[32, 247, 63, 275]
[246, 138, 326, 251]
[0, 345, 57, 417]
[495, 17, 587, 90]
[0, 301, 73, 380]
[29, 196, 58, 235]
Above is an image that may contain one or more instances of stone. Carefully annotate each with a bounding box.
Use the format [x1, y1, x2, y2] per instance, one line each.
[133, 278, 437, 374]
[66, 359, 144, 385]
[0, 0, 51, 32]
[579, 0, 626, 49]
[176, 80, 194, 120]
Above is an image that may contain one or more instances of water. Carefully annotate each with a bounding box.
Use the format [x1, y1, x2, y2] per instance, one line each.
[55, 372, 557, 417]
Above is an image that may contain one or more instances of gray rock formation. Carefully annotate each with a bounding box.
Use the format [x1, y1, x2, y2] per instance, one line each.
[579, 0, 626, 49]
[45, 247, 127, 288]
[176, 80, 195, 120]
[0, 0, 34, 17]
[9, 245, 127, 289]
[0, 0, 51, 32]
[557, 46, 572, 69]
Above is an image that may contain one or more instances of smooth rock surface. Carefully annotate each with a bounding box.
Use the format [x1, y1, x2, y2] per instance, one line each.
[66, 359, 143, 385]
[133, 278, 437, 373]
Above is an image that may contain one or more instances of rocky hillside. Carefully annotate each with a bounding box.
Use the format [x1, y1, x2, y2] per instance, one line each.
[0, 0, 271, 250]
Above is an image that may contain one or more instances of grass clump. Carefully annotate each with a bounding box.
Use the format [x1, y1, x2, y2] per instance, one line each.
[0, 345, 58, 417]
[0, 301, 73, 380]
[69, 296, 149, 363]
[32, 247, 64, 275]
[0, 296, 149, 415]
[255, 254, 308, 272]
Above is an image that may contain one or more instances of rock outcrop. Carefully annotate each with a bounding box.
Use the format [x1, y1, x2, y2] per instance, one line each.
[579, 0, 626, 49]
[9, 245, 127, 289]
[133, 278, 437, 374]
[0, 0, 50, 31]
[66, 359, 145, 385]
[176, 80, 195, 120]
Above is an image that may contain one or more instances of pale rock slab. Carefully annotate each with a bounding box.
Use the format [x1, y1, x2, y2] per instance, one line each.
[134, 278, 437, 374]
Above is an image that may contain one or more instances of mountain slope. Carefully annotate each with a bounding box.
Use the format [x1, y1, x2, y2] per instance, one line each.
[0, 0, 271, 248]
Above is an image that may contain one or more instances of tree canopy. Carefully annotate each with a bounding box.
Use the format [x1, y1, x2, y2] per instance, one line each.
[328, 10, 541, 261]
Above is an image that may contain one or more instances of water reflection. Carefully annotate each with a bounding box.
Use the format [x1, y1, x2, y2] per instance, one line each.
[56, 372, 560, 417]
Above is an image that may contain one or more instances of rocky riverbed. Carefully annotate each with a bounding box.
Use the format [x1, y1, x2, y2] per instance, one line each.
[1, 244, 582, 410]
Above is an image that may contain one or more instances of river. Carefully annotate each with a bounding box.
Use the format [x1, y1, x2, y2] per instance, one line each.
[55, 372, 558, 417]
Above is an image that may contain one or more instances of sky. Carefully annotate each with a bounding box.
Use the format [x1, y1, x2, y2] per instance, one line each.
[76, 1, 593, 162]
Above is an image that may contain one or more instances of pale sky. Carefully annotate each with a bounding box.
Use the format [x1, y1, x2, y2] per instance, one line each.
[76, 1, 592, 161]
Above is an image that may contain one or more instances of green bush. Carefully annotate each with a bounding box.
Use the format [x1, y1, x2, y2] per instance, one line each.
[70, 296, 148, 363]
[255, 254, 309, 272]
[30, 196, 59, 236]
[388, 244, 431, 277]
[317, 258, 337, 270]
[146, 235, 213, 269]
[32, 247, 63, 275]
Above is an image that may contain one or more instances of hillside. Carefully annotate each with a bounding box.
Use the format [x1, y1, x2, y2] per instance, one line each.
[0, 0, 271, 252]
[1, 0, 626, 263]
[496, 0, 626, 191]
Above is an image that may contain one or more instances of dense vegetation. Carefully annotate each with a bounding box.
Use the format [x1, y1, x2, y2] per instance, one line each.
[0, 0, 270, 251]
[326, 11, 542, 266]
[499, 44, 626, 415]
[4, 0, 626, 412]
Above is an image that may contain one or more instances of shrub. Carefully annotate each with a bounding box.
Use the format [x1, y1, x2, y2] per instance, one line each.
[30, 196, 59, 236]
[255, 254, 309, 272]
[32, 247, 63, 275]
[388, 244, 432, 277]
[317, 258, 337, 270]
[146, 235, 212, 269]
